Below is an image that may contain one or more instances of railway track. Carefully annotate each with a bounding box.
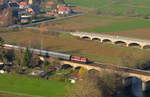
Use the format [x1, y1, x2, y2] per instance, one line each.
[92, 62, 150, 76]
[2, 44, 150, 77]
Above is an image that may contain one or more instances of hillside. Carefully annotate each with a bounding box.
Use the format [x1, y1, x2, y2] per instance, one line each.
[65, 0, 150, 16]
[1, 30, 150, 67]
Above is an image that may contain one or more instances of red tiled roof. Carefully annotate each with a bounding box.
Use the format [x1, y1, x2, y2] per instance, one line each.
[58, 6, 70, 12]
[19, 1, 28, 6]
[0, 0, 4, 5]
[46, 1, 56, 6]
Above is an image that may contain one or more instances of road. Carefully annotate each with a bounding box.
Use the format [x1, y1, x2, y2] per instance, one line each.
[8, 13, 85, 28]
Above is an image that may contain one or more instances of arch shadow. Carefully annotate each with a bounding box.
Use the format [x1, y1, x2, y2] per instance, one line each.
[74, 66, 81, 70]
[124, 76, 142, 87]
[61, 64, 73, 70]
[92, 38, 101, 42]
[81, 36, 91, 40]
[88, 69, 99, 74]
[128, 43, 141, 48]
[102, 39, 112, 44]
[143, 45, 150, 50]
[114, 41, 127, 46]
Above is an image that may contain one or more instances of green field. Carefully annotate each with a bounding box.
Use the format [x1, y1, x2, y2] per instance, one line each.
[0, 74, 69, 97]
[64, 0, 150, 16]
[45, 14, 150, 39]
[87, 18, 150, 32]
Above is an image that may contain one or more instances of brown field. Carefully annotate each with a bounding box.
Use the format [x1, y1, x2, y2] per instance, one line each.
[1, 30, 150, 67]
[43, 14, 133, 32]
[102, 28, 150, 40]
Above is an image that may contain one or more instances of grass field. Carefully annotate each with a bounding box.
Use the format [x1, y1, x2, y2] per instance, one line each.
[64, 0, 150, 16]
[1, 30, 150, 66]
[0, 74, 69, 97]
[44, 14, 150, 39]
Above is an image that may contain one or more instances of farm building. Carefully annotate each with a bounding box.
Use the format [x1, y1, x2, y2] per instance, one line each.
[57, 5, 71, 15]
[45, 1, 57, 10]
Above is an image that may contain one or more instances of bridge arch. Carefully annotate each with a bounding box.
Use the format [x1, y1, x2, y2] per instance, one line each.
[114, 41, 127, 46]
[143, 45, 150, 50]
[61, 64, 73, 70]
[81, 36, 91, 40]
[128, 43, 141, 48]
[74, 66, 81, 70]
[145, 80, 150, 91]
[123, 76, 142, 86]
[102, 39, 112, 43]
[124, 77, 143, 90]
[88, 69, 99, 74]
[92, 38, 101, 42]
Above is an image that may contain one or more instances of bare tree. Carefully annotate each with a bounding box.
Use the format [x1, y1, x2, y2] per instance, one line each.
[67, 74, 102, 97]
[0, 37, 6, 63]
[67, 71, 124, 97]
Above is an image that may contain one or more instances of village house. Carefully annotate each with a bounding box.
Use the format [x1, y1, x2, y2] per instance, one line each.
[57, 5, 71, 15]
[45, 1, 57, 10]
[19, 1, 28, 9]
[45, 1, 57, 16]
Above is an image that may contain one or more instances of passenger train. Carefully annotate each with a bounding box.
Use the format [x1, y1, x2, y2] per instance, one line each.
[3, 44, 89, 63]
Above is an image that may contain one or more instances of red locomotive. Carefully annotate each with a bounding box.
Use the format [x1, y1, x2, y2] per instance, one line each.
[71, 56, 88, 63]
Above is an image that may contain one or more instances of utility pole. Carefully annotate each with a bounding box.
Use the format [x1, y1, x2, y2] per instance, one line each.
[28, 40, 31, 48]
[40, 29, 44, 50]
[40, 39, 43, 50]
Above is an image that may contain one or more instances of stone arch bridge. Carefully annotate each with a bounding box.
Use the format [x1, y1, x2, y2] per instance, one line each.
[61, 60, 150, 91]
[70, 32, 150, 49]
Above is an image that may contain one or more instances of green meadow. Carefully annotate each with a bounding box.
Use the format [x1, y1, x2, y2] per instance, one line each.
[87, 18, 150, 32]
[65, 0, 150, 16]
[0, 74, 69, 97]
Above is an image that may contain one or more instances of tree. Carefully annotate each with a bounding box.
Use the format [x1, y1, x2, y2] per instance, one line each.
[0, 37, 6, 63]
[136, 56, 150, 70]
[48, 57, 61, 66]
[120, 53, 137, 68]
[67, 74, 102, 97]
[0, 37, 4, 46]
[23, 48, 32, 67]
[67, 71, 124, 97]
[78, 67, 87, 76]
[14, 50, 23, 65]
[30, 55, 41, 68]
[0, 48, 6, 63]
[4, 49, 15, 62]
[57, 0, 65, 4]
[98, 71, 123, 97]
[120, 52, 150, 69]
